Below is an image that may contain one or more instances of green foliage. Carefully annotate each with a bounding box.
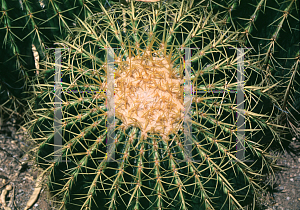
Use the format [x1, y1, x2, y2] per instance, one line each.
[24, 1, 290, 209]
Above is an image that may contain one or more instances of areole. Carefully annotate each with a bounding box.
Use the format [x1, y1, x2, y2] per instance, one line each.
[114, 47, 185, 140]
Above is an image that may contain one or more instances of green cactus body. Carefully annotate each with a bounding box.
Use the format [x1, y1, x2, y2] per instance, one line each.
[206, 0, 300, 138]
[0, 0, 117, 121]
[25, 1, 288, 209]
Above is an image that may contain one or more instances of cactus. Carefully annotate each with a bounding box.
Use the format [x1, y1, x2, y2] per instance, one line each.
[23, 0, 290, 209]
[0, 0, 118, 122]
[205, 0, 300, 138]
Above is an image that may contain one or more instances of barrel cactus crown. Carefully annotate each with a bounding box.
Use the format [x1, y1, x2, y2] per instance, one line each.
[25, 1, 287, 209]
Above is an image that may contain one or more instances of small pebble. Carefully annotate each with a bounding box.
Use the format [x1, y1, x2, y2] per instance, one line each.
[287, 197, 290, 200]
[290, 178, 294, 182]
[279, 186, 285, 190]
[298, 157, 300, 163]
[5, 185, 12, 191]
[34, 203, 38, 207]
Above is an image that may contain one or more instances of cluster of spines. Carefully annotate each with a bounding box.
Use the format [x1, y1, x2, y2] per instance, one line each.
[0, 0, 118, 121]
[205, 0, 300, 137]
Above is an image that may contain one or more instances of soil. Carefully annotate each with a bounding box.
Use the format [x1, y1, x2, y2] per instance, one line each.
[255, 139, 300, 210]
[0, 117, 57, 210]
[0, 116, 299, 210]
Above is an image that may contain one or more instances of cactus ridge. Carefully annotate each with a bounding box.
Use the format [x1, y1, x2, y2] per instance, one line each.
[206, 0, 300, 137]
[0, 0, 117, 121]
